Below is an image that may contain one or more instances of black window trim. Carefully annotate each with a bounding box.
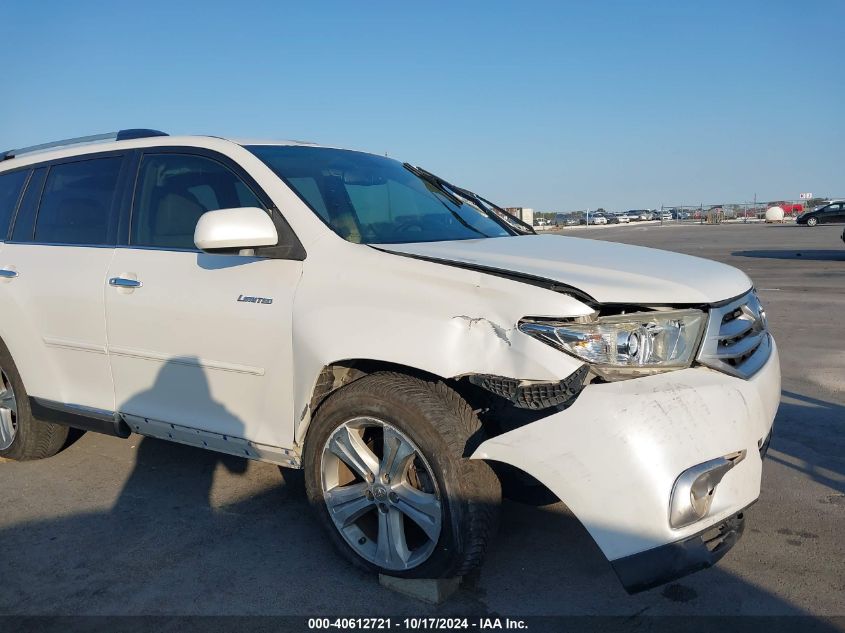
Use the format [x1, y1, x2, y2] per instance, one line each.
[8, 167, 48, 245]
[123, 146, 306, 260]
[5, 150, 132, 248]
[0, 167, 33, 242]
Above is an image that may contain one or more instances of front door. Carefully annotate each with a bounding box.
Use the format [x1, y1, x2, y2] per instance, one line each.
[105, 151, 302, 450]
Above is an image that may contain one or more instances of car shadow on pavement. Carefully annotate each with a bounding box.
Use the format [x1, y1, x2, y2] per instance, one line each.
[112, 357, 251, 523]
[731, 250, 845, 262]
[764, 390, 845, 496]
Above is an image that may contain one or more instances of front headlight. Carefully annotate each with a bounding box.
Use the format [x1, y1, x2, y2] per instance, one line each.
[519, 309, 707, 380]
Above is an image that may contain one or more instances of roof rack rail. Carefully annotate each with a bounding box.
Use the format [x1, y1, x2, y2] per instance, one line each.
[1, 129, 169, 162]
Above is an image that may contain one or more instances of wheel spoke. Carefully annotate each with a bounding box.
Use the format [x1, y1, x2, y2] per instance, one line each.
[328, 425, 380, 481]
[376, 507, 410, 568]
[380, 426, 416, 483]
[0, 387, 16, 414]
[321, 418, 443, 572]
[0, 409, 13, 448]
[393, 483, 442, 542]
[324, 482, 374, 527]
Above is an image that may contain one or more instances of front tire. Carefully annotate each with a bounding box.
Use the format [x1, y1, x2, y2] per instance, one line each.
[303, 372, 501, 578]
[807, 217, 818, 227]
[0, 342, 68, 461]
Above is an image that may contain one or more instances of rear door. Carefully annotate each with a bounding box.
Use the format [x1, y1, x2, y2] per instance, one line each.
[0, 153, 129, 412]
[104, 149, 302, 452]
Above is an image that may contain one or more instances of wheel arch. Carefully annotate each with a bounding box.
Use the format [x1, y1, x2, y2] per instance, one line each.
[297, 358, 450, 448]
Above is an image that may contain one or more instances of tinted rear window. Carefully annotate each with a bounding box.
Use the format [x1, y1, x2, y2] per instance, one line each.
[34, 157, 122, 246]
[0, 170, 29, 240]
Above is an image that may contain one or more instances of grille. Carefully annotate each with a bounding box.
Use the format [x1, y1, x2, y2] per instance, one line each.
[697, 290, 771, 379]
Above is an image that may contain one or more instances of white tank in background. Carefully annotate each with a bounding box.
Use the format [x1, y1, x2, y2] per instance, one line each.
[765, 206, 785, 223]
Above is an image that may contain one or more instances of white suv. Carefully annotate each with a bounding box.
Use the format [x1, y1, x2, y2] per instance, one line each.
[0, 130, 779, 592]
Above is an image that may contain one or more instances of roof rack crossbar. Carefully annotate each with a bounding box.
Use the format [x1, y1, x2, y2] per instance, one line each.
[1, 129, 169, 162]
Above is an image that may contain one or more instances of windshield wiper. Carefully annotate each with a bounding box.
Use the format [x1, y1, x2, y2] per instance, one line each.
[449, 185, 536, 235]
[402, 165, 487, 237]
[404, 164, 536, 235]
[403, 163, 464, 207]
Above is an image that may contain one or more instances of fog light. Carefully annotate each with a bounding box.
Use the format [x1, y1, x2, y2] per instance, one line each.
[669, 450, 746, 529]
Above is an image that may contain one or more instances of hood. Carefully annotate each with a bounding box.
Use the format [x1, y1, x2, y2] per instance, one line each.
[378, 234, 751, 305]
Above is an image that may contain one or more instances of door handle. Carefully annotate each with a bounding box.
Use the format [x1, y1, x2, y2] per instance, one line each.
[0, 269, 18, 279]
[109, 277, 142, 288]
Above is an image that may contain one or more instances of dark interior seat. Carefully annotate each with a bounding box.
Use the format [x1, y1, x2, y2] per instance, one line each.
[149, 191, 208, 249]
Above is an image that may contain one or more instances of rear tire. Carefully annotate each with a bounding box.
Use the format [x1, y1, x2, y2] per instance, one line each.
[303, 372, 500, 578]
[0, 342, 68, 461]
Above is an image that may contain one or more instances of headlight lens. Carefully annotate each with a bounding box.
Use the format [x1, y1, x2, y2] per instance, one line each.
[519, 309, 707, 380]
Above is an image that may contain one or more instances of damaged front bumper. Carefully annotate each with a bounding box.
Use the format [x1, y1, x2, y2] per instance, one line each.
[611, 506, 748, 593]
[470, 339, 780, 592]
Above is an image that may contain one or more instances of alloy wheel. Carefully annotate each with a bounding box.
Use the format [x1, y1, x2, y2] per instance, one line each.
[321, 417, 442, 571]
[0, 369, 18, 451]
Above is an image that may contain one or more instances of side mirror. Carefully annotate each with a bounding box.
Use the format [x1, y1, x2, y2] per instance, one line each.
[194, 207, 278, 253]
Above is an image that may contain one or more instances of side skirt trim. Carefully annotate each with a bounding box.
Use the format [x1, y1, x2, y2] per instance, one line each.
[122, 414, 301, 468]
[30, 398, 131, 438]
[28, 398, 301, 467]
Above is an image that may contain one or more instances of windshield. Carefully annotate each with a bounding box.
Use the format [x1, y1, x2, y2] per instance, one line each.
[248, 145, 515, 244]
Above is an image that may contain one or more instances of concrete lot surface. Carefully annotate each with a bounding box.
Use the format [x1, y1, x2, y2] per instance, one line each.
[1, 223, 843, 618]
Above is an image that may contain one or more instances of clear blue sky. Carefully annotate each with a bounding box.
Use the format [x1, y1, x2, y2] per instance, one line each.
[1, 1, 842, 211]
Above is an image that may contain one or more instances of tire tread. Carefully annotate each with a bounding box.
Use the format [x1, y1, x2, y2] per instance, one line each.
[310, 372, 500, 577]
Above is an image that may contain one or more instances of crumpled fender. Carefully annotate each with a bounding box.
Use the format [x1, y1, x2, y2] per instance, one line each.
[292, 239, 592, 441]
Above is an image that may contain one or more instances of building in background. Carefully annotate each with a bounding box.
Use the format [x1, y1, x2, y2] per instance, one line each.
[504, 207, 534, 225]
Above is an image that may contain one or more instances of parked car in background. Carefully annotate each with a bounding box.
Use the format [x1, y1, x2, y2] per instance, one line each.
[796, 201, 845, 226]
[628, 210, 654, 221]
[555, 214, 580, 227]
[607, 215, 619, 224]
[617, 213, 631, 223]
[589, 214, 608, 225]
[661, 212, 673, 221]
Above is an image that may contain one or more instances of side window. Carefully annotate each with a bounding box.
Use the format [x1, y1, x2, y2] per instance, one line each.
[33, 157, 123, 245]
[131, 153, 264, 250]
[0, 170, 29, 240]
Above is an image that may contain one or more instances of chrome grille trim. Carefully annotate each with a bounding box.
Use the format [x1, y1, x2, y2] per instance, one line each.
[697, 290, 771, 379]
